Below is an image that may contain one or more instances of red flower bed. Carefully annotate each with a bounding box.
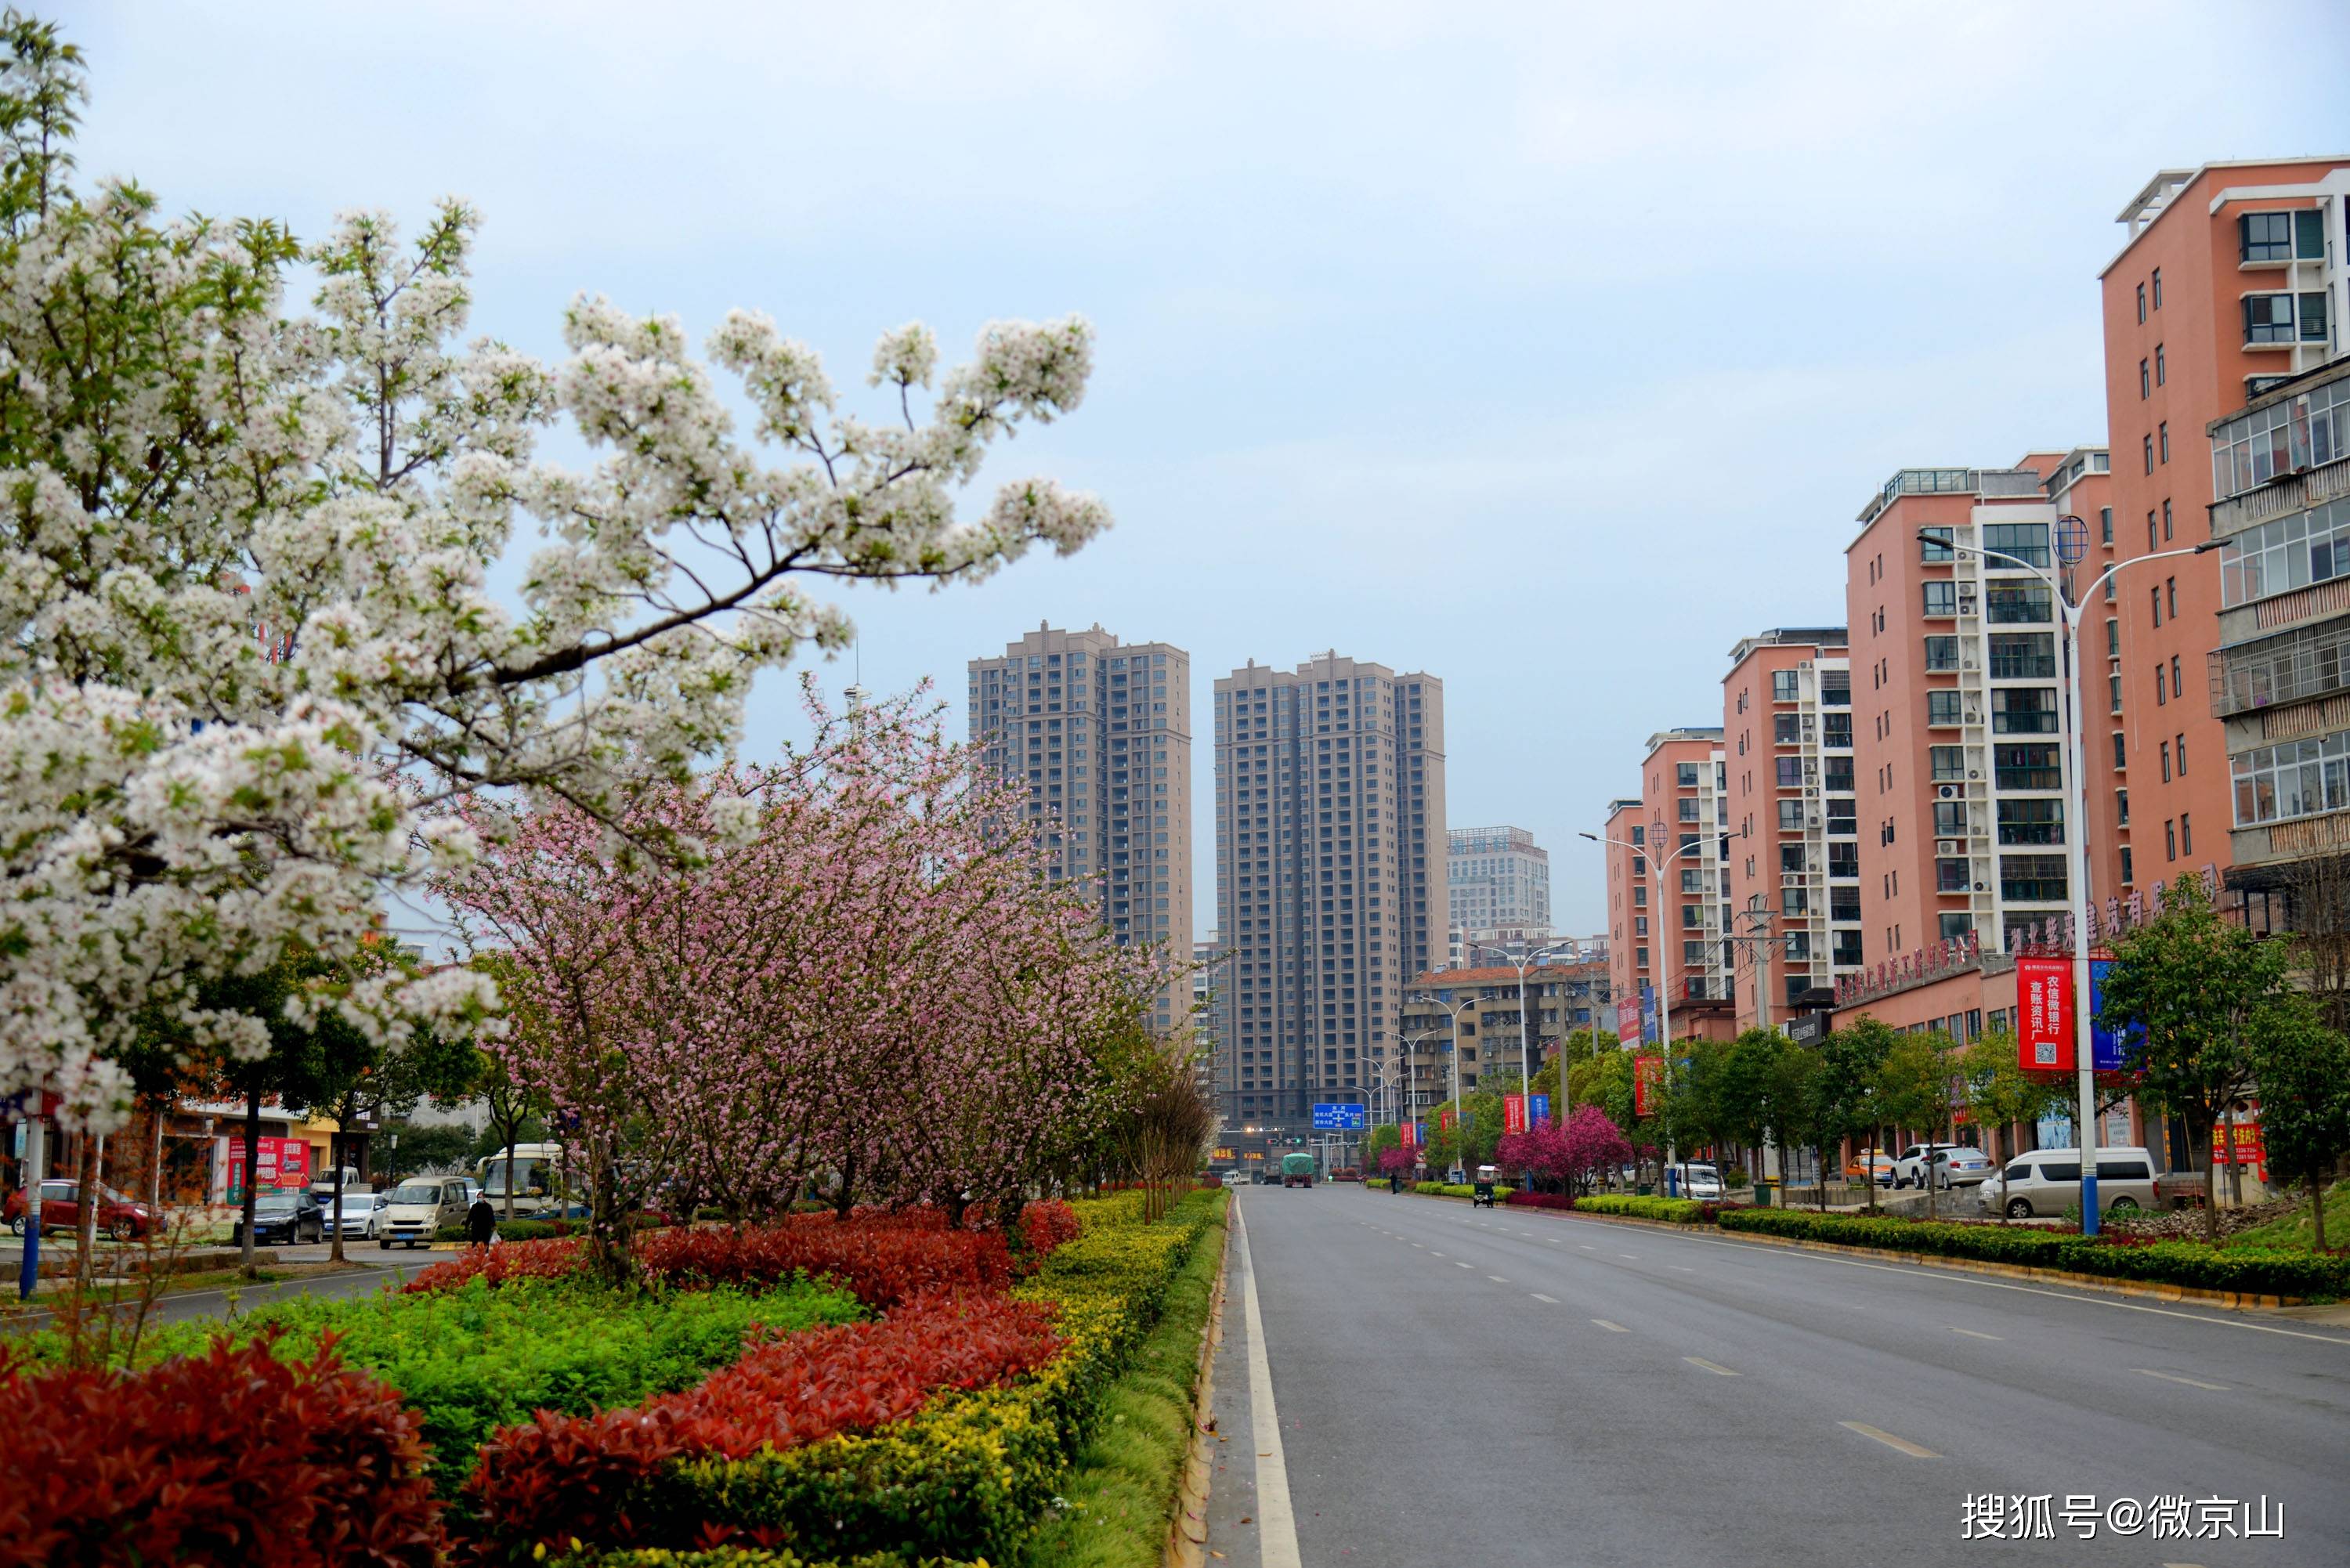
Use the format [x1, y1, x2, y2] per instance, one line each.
[407, 1202, 1083, 1310]
[465, 1292, 1061, 1555]
[1503, 1191, 1577, 1211]
[0, 1332, 446, 1567]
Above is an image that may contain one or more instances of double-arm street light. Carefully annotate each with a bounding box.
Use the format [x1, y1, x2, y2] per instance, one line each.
[1466, 938, 1570, 1123]
[1923, 522, 2217, 1237]
[1397, 995, 1478, 1179]
[1579, 826, 1743, 1053]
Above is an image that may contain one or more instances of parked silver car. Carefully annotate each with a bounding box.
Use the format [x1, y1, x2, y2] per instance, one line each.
[324, 1189, 383, 1239]
[1892, 1144, 1994, 1190]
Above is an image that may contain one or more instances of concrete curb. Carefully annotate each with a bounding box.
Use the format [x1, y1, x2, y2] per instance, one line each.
[1392, 1188, 2311, 1311]
[1164, 1214, 1231, 1568]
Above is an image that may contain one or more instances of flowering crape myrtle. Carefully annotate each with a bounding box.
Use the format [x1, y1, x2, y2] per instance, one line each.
[0, 17, 1110, 1129]
[444, 683, 1164, 1277]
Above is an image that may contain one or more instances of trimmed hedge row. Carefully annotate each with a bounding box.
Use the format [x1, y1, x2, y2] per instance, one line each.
[1412, 1182, 1517, 1200]
[1716, 1207, 2350, 1299]
[1573, 1194, 1716, 1223]
[486, 1191, 1226, 1564]
[566, 1554, 975, 1568]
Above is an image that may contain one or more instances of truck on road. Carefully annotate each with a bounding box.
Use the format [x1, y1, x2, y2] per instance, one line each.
[1281, 1152, 1316, 1188]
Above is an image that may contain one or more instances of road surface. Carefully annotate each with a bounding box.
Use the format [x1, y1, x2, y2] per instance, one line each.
[1206, 1184, 2350, 1567]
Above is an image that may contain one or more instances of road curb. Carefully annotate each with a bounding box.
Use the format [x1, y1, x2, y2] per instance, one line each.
[1163, 1213, 1231, 1568]
[1391, 1187, 2308, 1311]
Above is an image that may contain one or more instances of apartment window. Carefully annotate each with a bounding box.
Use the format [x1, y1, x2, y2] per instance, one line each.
[1922, 580, 1958, 616]
[1828, 844, 1859, 880]
[2151, 584, 2162, 628]
[2240, 211, 2294, 262]
[1634, 916, 1648, 936]
[2302, 291, 2332, 342]
[2160, 740, 2171, 782]
[2232, 729, 2350, 827]
[1823, 712, 1853, 748]
[2152, 267, 2162, 308]
[2162, 500, 2173, 541]
[2182, 813, 2193, 855]
[1983, 522, 2051, 569]
[1770, 756, 1801, 788]
[1777, 800, 1804, 830]
[2244, 294, 2295, 345]
[1936, 858, 1969, 893]
[2110, 673, 2123, 714]
[2138, 358, 2149, 399]
[2147, 511, 2157, 551]
[1929, 745, 1965, 781]
[2155, 663, 2167, 706]
[1630, 825, 1645, 846]
[1676, 762, 1698, 787]
[2000, 855, 2067, 902]
[2105, 619, 2119, 657]
[2159, 422, 2169, 464]
[1919, 526, 1954, 562]
[1770, 714, 1799, 745]
[2176, 733, 2186, 775]
[1924, 635, 1960, 672]
[2120, 845, 2134, 885]
[1771, 670, 1800, 701]
[1995, 743, 2061, 790]
[2143, 434, 2153, 474]
[2155, 344, 2166, 386]
[2117, 788, 2129, 826]
[1997, 798, 2065, 847]
[2164, 819, 2177, 862]
[1988, 632, 2055, 679]
[1991, 688, 2058, 735]
[1682, 903, 1703, 930]
[2167, 576, 2178, 620]
[2135, 281, 2146, 323]
[1636, 946, 1648, 970]
[1986, 583, 2052, 624]
[1780, 889, 1808, 917]
[1683, 867, 1707, 892]
[2171, 655, 2182, 698]
[1927, 690, 1963, 726]
[1683, 940, 1706, 966]
[1633, 886, 1647, 908]
[2099, 507, 2113, 544]
[1820, 670, 1851, 706]
[1679, 797, 1700, 822]
[1932, 800, 1967, 836]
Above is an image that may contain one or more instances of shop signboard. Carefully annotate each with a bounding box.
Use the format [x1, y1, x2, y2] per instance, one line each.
[226, 1136, 310, 1205]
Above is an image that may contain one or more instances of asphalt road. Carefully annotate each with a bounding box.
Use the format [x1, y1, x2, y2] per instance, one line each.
[1206, 1185, 2350, 1568]
[2, 1251, 421, 1331]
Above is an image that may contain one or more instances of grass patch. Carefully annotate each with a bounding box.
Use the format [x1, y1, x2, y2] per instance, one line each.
[1014, 1196, 1228, 1568]
[2225, 1182, 2350, 1254]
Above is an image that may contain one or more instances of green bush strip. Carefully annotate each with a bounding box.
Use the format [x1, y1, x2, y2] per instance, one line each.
[1572, 1194, 1712, 1223]
[115, 1276, 863, 1487]
[567, 1552, 977, 1568]
[584, 1191, 1229, 1563]
[1716, 1207, 2349, 1300]
[1412, 1182, 1517, 1200]
[1012, 1198, 1227, 1568]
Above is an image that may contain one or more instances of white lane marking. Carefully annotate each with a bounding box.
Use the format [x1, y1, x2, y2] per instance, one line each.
[1456, 1261, 1473, 1269]
[1838, 1421, 1940, 1458]
[1234, 1204, 1304, 1568]
[1670, 1265, 1695, 1273]
[1950, 1328, 2002, 1341]
[1487, 1274, 1509, 1283]
[1684, 1357, 1741, 1377]
[1593, 1318, 1629, 1332]
[1430, 1250, 1445, 1256]
[1549, 1214, 2350, 1348]
[2134, 1367, 2229, 1390]
[1531, 1293, 1560, 1303]
[1618, 1253, 1640, 1260]
[1578, 1245, 1596, 1251]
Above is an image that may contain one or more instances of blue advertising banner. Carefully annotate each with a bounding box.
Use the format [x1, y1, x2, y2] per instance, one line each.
[2088, 959, 2140, 1073]
[1528, 1093, 1552, 1129]
[1640, 984, 1659, 1046]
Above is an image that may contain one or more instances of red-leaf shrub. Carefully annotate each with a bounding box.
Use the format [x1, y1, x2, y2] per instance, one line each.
[1503, 1191, 1577, 1211]
[407, 1205, 1083, 1309]
[0, 1332, 447, 1566]
[465, 1292, 1061, 1555]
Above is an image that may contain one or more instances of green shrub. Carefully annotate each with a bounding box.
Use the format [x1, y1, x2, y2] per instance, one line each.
[1574, 1194, 1711, 1223]
[599, 1192, 1228, 1563]
[127, 1276, 863, 1487]
[1413, 1182, 1516, 1200]
[564, 1551, 974, 1567]
[1716, 1208, 2350, 1299]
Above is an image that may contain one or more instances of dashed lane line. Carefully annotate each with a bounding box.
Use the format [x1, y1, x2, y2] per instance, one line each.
[2134, 1367, 2229, 1390]
[1838, 1421, 1940, 1458]
[1684, 1357, 1741, 1376]
[1950, 1328, 2002, 1341]
[1487, 1275, 1509, 1283]
[1531, 1293, 1561, 1304]
[1593, 1319, 1629, 1332]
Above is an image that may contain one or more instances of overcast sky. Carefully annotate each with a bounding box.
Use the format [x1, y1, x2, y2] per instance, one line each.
[69, 1, 2350, 936]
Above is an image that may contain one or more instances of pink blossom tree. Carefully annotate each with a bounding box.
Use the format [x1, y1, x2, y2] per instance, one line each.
[1502, 1105, 1633, 1195]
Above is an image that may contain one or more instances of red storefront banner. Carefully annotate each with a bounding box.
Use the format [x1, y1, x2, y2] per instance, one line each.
[226, 1136, 311, 1204]
[2016, 956, 2073, 1072]
[1615, 995, 1642, 1041]
[1503, 1094, 1528, 1135]
[1400, 1118, 1417, 1148]
[1634, 1054, 1664, 1117]
[1438, 1109, 1455, 1133]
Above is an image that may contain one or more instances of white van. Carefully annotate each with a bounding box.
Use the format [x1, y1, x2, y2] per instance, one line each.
[379, 1176, 474, 1248]
[475, 1143, 566, 1217]
[1982, 1147, 2160, 1219]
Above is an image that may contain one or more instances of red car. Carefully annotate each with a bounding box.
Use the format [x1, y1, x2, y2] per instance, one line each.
[5, 1179, 156, 1241]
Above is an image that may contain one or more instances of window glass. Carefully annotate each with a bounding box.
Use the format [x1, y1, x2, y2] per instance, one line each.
[1981, 522, 2050, 569]
[1924, 635, 1959, 672]
[2099, 1160, 2151, 1181]
[2041, 1162, 2081, 1184]
[1922, 581, 1958, 616]
[1986, 584, 2052, 623]
[1918, 527, 1954, 562]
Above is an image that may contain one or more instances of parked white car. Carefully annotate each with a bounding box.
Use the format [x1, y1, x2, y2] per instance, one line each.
[1890, 1144, 1993, 1190]
[1677, 1162, 1723, 1200]
[324, 1189, 382, 1239]
[1981, 1147, 2160, 1219]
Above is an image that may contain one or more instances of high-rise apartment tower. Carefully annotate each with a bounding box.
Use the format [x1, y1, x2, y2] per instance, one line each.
[1213, 653, 1445, 1138]
[967, 623, 1192, 1033]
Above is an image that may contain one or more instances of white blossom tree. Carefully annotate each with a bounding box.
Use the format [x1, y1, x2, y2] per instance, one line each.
[0, 13, 1112, 1130]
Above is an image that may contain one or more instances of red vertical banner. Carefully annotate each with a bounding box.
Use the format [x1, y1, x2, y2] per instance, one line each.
[1400, 1118, 1417, 1149]
[2016, 957, 2073, 1072]
[1634, 1054, 1664, 1117]
[1503, 1094, 1528, 1135]
[1438, 1109, 1455, 1133]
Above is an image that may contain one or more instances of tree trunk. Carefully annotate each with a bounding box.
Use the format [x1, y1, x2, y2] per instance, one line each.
[73, 1135, 97, 1286]
[944, 1191, 969, 1229]
[239, 1089, 262, 1277]
[588, 1167, 631, 1284]
[502, 1136, 517, 1222]
[2195, 1111, 2220, 1244]
[830, 1152, 857, 1220]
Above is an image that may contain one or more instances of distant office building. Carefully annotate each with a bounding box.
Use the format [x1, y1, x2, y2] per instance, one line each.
[1213, 652, 1445, 1140]
[1601, 729, 1735, 1043]
[1194, 929, 1229, 1101]
[967, 623, 1191, 1032]
[1448, 826, 1549, 939]
[1396, 959, 1611, 1107]
[1721, 628, 1861, 1032]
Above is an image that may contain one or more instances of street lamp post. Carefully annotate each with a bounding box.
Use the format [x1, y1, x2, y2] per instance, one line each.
[1925, 525, 2216, 1237]
[1579, 828, 1734, 1055]
[1467, 939, 1568, 1130]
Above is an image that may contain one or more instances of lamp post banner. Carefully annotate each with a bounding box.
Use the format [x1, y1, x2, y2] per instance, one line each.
[1529, 1093, 1551, 1129]
[1503, 1094, 1528, 1135]
[2017, 956, 2073, 1071]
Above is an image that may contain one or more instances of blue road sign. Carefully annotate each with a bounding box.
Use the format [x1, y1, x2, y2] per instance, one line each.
[1311, 1103, 1367, 1131]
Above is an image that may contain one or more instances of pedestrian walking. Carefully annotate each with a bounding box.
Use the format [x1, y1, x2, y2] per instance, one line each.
[467, 1192, 497, 1246]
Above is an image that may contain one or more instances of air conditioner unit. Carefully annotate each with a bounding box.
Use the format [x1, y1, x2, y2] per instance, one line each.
[1967, 768, 1982, 779]
[1974, 881, 1990, 893]
[1804, 786, 1819, 799]
[1936, 838, 1963, 855]
[1965, 710, 1982, 723]
[1957, 584, 1978, 599]
[1937, 785, 1958, 800]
